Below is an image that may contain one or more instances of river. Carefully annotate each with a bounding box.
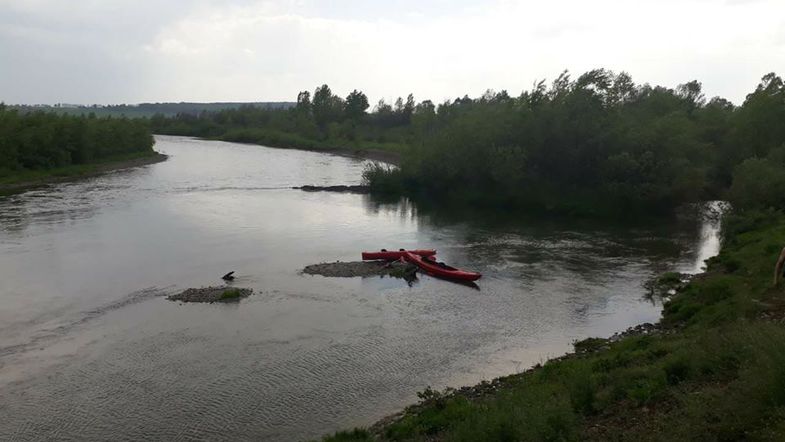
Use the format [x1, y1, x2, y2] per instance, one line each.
[0, 135, 721, 441]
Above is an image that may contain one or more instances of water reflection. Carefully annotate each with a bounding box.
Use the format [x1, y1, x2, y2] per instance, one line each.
[683, 201, 727, 274]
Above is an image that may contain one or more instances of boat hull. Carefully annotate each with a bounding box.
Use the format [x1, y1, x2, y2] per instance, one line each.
[403, 252, 482, 281]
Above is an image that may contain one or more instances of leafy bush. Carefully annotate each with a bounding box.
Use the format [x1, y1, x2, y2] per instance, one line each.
[573, 337, 606, 354]
[322, 428, 372, 442]
[729, 157, 785, 210]
[663, 357, 691, 385]
[362, 163, 405, 194]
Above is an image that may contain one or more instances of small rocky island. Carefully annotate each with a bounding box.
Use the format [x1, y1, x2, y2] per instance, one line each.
[167, 287, 253, 303]
[303, 260, 417, 279]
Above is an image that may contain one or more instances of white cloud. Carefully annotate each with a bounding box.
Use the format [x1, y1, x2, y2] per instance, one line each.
[0, 0, 783, 104]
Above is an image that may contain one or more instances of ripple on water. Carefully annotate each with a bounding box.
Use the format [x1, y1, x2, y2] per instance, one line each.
[1, 319, 504, 441]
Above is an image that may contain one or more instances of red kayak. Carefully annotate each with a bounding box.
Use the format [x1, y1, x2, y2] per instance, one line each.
[404, 251, 482, 282]
[362, 249, 436, 261]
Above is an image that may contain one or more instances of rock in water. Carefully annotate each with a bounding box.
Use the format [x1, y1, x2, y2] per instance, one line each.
[303, 260, 417, 279]
[167, 286, 253, 303]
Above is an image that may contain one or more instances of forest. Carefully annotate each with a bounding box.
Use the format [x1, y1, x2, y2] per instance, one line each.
[10, 101, 294, 118]
[152, 70, 785, 215]
[0, 105, 155, 176]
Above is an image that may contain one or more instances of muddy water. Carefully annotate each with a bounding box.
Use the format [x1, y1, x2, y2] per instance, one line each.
[0, 136, 721, 441]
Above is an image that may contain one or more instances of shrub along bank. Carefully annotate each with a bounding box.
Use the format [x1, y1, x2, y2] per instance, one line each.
[0, 105, 156, 187]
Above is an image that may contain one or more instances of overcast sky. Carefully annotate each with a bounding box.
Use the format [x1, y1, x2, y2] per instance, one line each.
[1, 0, 783, 105]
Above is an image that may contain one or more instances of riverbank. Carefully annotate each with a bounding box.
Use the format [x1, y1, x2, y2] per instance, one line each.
[0, 152, 168, 196]
[216, 133, 403, 166]
[155, 129, 403, 166]
[325, 210, 785, 441]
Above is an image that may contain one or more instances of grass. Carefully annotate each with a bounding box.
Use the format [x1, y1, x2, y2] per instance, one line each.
[218, 127, 408, 157]
[657, 271, 682, 286]
[323, 209, 785, 441]
[219, 288, 242, 300]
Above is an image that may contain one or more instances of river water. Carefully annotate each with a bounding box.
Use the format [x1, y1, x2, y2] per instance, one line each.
[0, 136, 721, 441]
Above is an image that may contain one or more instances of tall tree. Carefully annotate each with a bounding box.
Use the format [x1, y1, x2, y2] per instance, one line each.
[313, 84, 339, 128]
[403, 94, 416, 123]
[296, 91, 312, 113]
[677, 80, 706, 112]
[344, 89, 369, 120]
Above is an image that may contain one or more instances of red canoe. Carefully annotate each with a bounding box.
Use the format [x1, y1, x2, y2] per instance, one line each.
[403, 251, 482, 282]
[362, 249, 436, 261]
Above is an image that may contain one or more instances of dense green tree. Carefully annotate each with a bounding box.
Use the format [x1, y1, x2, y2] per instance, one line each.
[312, 85, 344, 129]
[403, 94, 415, 122]
[729, 147, 785, 209]
[0, 107, 154, 174]
[296, 90, 312, 109]
[344, 90, 369, 120]
[731, 73, 785, 158]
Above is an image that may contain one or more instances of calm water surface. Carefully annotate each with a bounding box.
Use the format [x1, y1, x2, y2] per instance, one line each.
[0, 136, 721, 441]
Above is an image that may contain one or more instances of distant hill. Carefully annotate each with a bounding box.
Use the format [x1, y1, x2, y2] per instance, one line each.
[8, 102, 295, 118]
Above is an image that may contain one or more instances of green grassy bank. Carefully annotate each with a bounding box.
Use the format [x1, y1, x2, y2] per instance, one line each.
[216, 128, 406, 165]
[324, 209, 785, 441]
[0, 151, 166, 195]
[153, 126, 407, 165]
[219, 127, 406, 153]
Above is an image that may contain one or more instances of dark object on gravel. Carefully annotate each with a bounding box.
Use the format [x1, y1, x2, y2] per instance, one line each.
[167, 286, 253, 303]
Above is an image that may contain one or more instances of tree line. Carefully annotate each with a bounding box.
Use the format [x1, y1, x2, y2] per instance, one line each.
[0, 105, 155, 173]
[151, 70, 785, 215]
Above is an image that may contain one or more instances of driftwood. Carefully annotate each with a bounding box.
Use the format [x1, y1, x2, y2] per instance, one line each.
[293, 185, 370, 194]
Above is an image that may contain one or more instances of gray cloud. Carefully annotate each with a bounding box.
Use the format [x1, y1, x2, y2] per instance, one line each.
[1, 0, 783, 105]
